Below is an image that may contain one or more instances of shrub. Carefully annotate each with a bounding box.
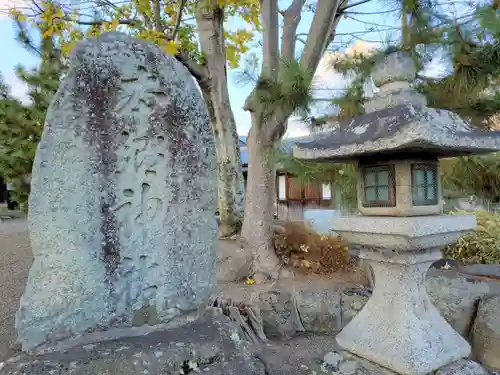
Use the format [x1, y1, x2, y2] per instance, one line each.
[444, 210, 500, 264]
[273, 220, 350, 274]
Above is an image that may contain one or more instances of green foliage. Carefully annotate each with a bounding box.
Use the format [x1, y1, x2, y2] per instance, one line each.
[255, 59, 315, 121]
[0, 23, 64, 210]
[441, 154, 500, 202]
[444, 210, 500, 264]
[328, 4, 500, 127]
[331, 75, 366, 120]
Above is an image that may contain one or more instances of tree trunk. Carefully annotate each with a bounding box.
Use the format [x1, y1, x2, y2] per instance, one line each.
[238, 0, 361, 283]
[196, 4, 245, 237]
[212, 104, 245, 238]
[240, 120, 281, 283]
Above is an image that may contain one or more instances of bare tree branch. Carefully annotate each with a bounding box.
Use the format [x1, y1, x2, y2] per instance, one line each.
[30, 0, 44, 14]
[343, 8, 398, 15]
[342, 0, 372, 11]
[346, 15, 395, 28]
[76, 18, 138, 25]
[260, 0, 280, 79]
[325, 12, 343, 52]
[280, 0, 306, 61]
[300, 0, 344, 73]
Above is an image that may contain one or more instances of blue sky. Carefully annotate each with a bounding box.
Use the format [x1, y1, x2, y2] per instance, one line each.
[0, 0, 402, 137]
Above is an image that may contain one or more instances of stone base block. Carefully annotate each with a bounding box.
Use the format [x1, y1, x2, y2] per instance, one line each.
[0, 314, 265, 375]
[331, 215, 476, 251]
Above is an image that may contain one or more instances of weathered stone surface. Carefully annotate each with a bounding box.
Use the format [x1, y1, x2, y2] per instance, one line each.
[426, 273, 490, 338]
[293, 103, 500, 161]
[472, 295, 500, 371]
[0, 315, 266, 375]
[330, 215, 476, 251]
[16, 32, 217, 351]
[258, 290, 304, 338]
[295, 288, 342, 334]
[336, 256, 471, 375]
[435, 360, 491, 375]
[340, 287, 371, 328]
[462, 264, 500, 280]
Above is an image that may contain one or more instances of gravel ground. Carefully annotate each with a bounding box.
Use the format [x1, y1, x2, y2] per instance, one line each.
[0, 219, 31, 361]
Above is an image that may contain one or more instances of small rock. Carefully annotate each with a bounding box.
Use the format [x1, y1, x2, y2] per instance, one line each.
[339, 352, 398, 375]
[341, 288, 370, 327]
[472, 295, 500, 371]
[430, 259, 460, 270]
[351, 301, 364, 311]
[279, 267, 293, 279]
[436, 360, 490, 375]
[258, 290, 303, 338]
[296, 288, 342, 335]
[323, 351, 343, 370]
[426, 273, 490, 338]
[339, 360, 359, 375]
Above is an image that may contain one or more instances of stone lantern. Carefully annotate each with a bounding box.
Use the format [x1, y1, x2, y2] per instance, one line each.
[292, 49, 500, 375]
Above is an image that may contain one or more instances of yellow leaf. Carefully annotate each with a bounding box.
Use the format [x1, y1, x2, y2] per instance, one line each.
[161, 40, 179, 56]
[246, 278, 256, 285]
[110, 19, 120, 30]
[226, 44, 240, 68]
[10, 9, 27, 22]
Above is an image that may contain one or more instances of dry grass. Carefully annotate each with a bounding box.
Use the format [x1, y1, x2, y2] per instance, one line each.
[273, 220, 351, 275]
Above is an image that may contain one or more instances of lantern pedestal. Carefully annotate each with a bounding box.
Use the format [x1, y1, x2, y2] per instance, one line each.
[332, 216, 475, 375]
[336, 248, 470, 375]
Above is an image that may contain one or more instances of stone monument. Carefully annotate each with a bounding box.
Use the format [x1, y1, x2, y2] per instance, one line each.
[16, 32, 218, 352]
[292, 49, 500, 375]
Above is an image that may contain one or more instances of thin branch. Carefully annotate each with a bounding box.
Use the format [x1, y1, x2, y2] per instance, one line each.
[346, 15, 396, 28]
[341, 0, 372, 11]
[98, 0, 119, 10]
[76, 18, 137, 25]
[175, 50, 209, 83]
[280, 0, 306, 61]
[30, 0, 44, 14]
[343, 8, 399, 15]
[171, 0, 187, 41]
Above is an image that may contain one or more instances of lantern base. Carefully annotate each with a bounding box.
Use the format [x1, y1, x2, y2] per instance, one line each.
[336, 249, 470, 375]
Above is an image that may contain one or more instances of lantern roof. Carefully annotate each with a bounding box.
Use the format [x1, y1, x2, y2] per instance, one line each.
[293, 50, 500, 163]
